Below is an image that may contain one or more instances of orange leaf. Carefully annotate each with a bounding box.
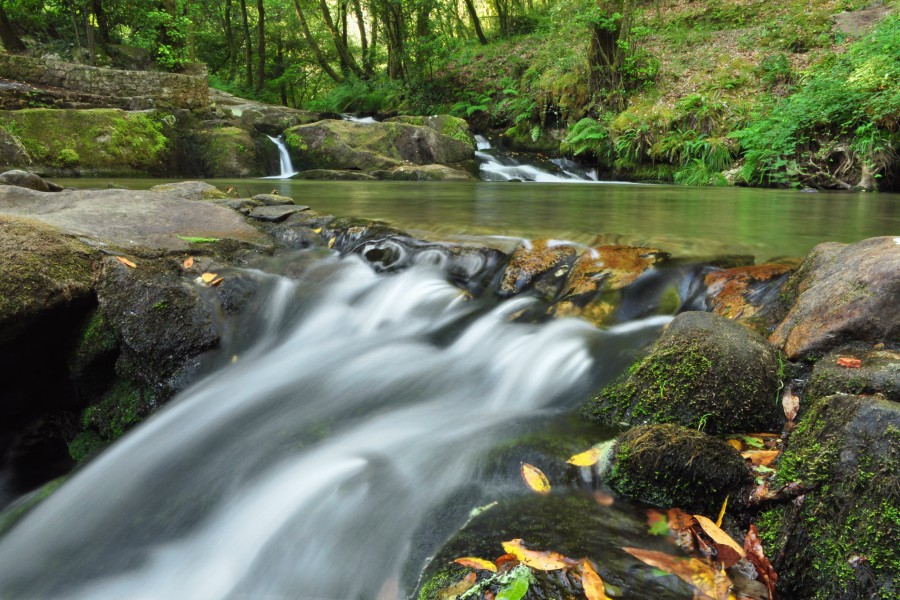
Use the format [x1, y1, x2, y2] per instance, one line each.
[115, 256, 137, 268]
[201, 272, 218, 283]
[183, 256, 194, 269]
[623, 548, 734, 600]
[710, 543, 743, 569]
[693, 515, 746, 560]
[453, 557, 497, 572]
[741, 450, 780, 467]
[668, 508, 697, 532]
[592, 490, 615, 506]
[494, 553, 519, 572]
[578, 560, 608, 600]
[836, 357, 862, 368]
[520, 463, 551, 495]
[726, 438, 743, 451]
[567, 446, 603, 466]
[501, 539, 573, 571]
[210, 277, 225, 287]
[744, 524, 778, 600]
[782, 387, 800, 422]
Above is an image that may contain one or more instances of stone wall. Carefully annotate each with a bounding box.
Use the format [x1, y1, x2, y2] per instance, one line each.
[0, 54, 208, 110]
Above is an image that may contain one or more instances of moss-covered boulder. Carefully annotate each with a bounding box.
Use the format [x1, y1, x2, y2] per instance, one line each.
[415, 494, 693, 600]
[0, 216, 95, 344]
[384, 114, 475, 148]
[149, 180, 230, 200]
[770, 237, 900, 359]
[194, 126, 265, 177]
[806, 344, 900, 402]
[757, 394, 900, 599]
[603, 424, 752, 515]
[284, 118, 474, 172]
[0, 108, 170, 176]
[583, 311, 781, 434]
[380, 164, 476, 181]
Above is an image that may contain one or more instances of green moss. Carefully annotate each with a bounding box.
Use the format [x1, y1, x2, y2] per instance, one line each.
[81, 379, 157, 442]
[68, 430, 106, 462]
[176, 235, 221, 243]
[68, 308, 118, 375]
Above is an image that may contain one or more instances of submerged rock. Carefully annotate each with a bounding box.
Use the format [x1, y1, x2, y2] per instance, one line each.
[758, 394, 900, 599]
[770, 236, 900, 359]
[498, 239, 580, 300]
[604, 424, 752, 515]
[583, 311, 781, 434]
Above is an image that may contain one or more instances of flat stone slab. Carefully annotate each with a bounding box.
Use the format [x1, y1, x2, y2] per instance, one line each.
[0, 185, 269, 253]
[247, 205, 309, 222]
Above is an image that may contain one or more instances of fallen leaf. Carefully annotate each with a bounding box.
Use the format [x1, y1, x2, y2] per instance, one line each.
[453, 557, 497, 572]
[726, 438, 743, 451]
[592, 490, 615, 506]
[715, 496, 729, 528]
[578, 560, 608, 600]
[495, 565, 532, 600]
[647, 509, 670, 536]
[183, 256, 194, 269]
[501, 539, 572, 571]
[567, 446, 604, 466]
[115, 256, 137, 268]
[624, 547, 734, 599]
[744, 524, 778, 600]
[693, 515, 746, 560]
[210, 277, 224, 287]
[782, 387, 800, 422]
[836, 357, 862, 368]
[742, 450, 780, 467]
[520, 463, 551, 495]
[710, 542, 743, 569]
[327, 237, 336, 249]
[668, 508, 697, 532]
[201, 272, 218, 283]
[740, 436, 765, 449]
[312, 227, 322, 234]
[494, 553, 519, 572]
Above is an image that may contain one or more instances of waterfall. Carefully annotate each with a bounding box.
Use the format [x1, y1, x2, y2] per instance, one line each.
[264, 135, 298, 179]
[341, 113, 378, 123]
[0, 253, 669, 599]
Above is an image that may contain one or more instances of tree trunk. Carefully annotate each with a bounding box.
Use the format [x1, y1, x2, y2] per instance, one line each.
[290, 0, 343, 83]
[319, 0, 364, 77]
[378, 0, 404, 80]
[491, 0, 509, 37]
[463, 0, 487, 45]
[351, 0, 371, 77]
[91, 0, 110, 45]
[256, 0, 265, 90]
[0, 5, 25, 53]
[239, 0, 254, 87]
[224, 0, 237, 77]
[587, 0, 633, 109]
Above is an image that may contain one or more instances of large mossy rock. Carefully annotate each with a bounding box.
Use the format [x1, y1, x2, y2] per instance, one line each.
[758, 394, 900, 599]
[415, 494, 693, 600]
[384, 114, 474, 147]
[0, 215, 94, 344]
[770, 237, 900, 359]
[0, 108, 170, 176]
[583, 311, 781, 434]
[604, 424, 752, 515]
[284, 118, 474, 172]
[193, 126, 264, 178]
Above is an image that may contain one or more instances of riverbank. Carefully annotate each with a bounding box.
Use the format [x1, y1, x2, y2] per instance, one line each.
[0, 174, 897, 598]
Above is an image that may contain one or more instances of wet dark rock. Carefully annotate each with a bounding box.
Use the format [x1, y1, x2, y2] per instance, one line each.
[251, 193, 295, 206]
[294, 169, 378, 181]
[247, 205, 309, 223]
[758, 394, 900, 599]
[770, 237, 900, 359]
[0, 170, 49, 192]
[806, 344, 900, 402]
[704, 262, 798, 333]
[415, 494, 693, 600]
[149, 180, 229, 200]
[583, 311, 781, 434]
[498, 239, 580, 300]
[604, 424, 752, 515]
[211, 197, 262, 214]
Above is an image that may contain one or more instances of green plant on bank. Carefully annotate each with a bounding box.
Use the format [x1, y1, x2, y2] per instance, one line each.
[177, 235, 220, 244]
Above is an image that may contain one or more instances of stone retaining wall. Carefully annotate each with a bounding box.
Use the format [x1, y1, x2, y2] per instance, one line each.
[0, 54, 208, 110]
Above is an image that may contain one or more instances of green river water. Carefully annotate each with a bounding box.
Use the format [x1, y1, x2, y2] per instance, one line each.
[57, 178, 899, 258]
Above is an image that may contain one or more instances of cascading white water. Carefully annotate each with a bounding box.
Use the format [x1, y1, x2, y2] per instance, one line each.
[264, 135, 298, 179]
[341, 113, 378, 123]
[0, 253, 669, 599]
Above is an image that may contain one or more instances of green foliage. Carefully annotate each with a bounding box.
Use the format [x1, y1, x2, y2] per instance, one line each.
[176, 235, 220, 244]
[55, 147, 80, 168]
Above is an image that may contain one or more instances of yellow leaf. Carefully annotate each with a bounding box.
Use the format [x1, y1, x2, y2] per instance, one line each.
[623, 548, 735, 600]
[726, 438, 743, 451]
[453, 557, 497, 572]
[520, 463, 551, 495]
[741, 450, 779, 467]
[115, 256, 137, 268]
[715, 496, 728, 528]
[183, 256, 194, 269]
[578, 560, 608, 600]
[692, 514, 746, 559]
[566, 446, 603, 467]
[327, 237, 336, 249]
[201, 272, 218, 283]
[501, 539, 572, 571]
[312, 227, 322, 234]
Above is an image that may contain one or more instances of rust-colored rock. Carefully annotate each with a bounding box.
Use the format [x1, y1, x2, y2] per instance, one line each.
[497, 239, 579, 299]
[705, 262, 797, 324]
[770, 237, 900, 359]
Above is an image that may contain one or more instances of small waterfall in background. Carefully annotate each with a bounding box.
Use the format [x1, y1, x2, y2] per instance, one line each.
[341, 113, 378, 123]
[264, 135, 298, 179]
[0, 252, 670, 600]
[476, 135, 620, 183]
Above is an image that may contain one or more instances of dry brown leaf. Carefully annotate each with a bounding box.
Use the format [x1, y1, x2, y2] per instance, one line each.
[624, 547, 735, 600]
[710, 543, 743, 569]
[453, 557, 497, 572]
[693, 515, 746, 560]
[494, 553, 519, 572]
[183, 256, 194, 269]
[520, 463, 551, 495]
[567, 446, 603, 466]
[726, 438, 743, 451]
[782, 387, 800, 422]
[578, 560, 608, 600]
[744, 524, 778, 600]
[742, 450, 780, 467]
[210, 277, 224, 287]
[115, 256, 137, 268]
[836, 357, 862, 368]
[501, 539, 572, 571]
[201, 272, 218, 283]
[669, 508, 697, 532]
